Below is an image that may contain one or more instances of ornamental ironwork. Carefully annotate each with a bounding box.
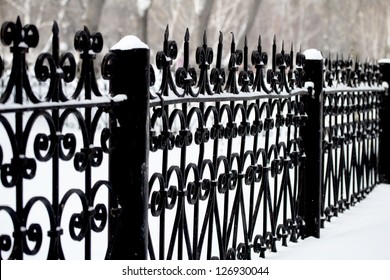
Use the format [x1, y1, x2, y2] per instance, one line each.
[0, 16, 388, 260]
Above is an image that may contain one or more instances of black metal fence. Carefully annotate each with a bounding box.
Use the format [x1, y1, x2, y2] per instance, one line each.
[0, 17, 389, 260]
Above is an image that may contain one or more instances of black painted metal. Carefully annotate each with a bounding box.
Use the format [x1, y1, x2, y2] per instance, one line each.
[104, 44, 150, 260]
[320, 56, 383, 226]
[0, 16, 388, 260]
[299, 53, 323, 238]
[148, 29, 308, 260]
[0, 17, 119, 260]
[378, 60, 390, 183]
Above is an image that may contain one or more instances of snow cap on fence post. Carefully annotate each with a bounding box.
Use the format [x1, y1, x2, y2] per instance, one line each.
[303, 49, 323, 61]
[105, 35, 150, 260]
[378, 58, 390, 183]
[299, 48, 324, 239]
[111, 35, 149, 50]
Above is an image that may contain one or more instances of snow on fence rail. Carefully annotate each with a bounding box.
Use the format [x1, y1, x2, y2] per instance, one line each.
[0, 16, 389, 260]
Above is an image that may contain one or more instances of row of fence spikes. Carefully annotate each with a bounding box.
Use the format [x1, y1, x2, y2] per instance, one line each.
[0, 17, 382, 96]
[162, 24, 297, 69]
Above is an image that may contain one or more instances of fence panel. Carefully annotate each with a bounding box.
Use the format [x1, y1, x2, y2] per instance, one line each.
[0, 17, 119, 260]
[321, 56, 384, 225]
[146, 28, 308, 260]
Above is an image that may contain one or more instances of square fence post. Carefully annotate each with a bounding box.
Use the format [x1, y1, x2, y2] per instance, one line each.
[299, 49, 324, 238]
[378, 59, 390, 183]
[105, 36, 150, 259]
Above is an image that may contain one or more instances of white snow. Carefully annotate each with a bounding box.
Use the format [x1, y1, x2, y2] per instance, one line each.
[304, 81, 314, 89]
[111, 94, 127, 102]
[137, 0, 152, 17]
[110, 35, 149, 51]
[1, 80, 389, 261]
[194, 0, 207, 15]
[378, 58, 390, 64]
[18, 42, 28, 48]
[1, 119, 389, 260]
[303, 49, 323, 60]
[267, 184, 390, 260]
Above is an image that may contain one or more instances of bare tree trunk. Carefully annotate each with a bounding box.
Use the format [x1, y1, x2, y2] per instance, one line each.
[84, 0, 106, 32]
[193, 0, 215, 44]
[0, 0, 6, 22]
[41, 0, 70, 53]
[137, 9, 149, 43]
[235, 0, 262, 48]
[136, 0, 153, 43]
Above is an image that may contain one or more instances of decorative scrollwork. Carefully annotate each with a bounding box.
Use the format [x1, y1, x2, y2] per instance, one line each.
[266, 36, 283, 94]
[0, 16, 39, 103]
[34, 21, 76, 101]
[72, 25, 103, 99]
[322, 53, 381, 228]
[252, 36, 269, 92]
[210, 32, 226, 94]
[196, 31, 213, 95]
[225, 33, 242, 94]
[149, 84, 308, 259]
[1, 16, 39, 49]
[1, 156, 37, 188]
[275, 41, 291, 93]
[294, 50, 306, 88]
[175, 29, 197, 96]
[0, 17, 117, 260]
[156, 25, 180, 97]
[238, 37, 254, 92]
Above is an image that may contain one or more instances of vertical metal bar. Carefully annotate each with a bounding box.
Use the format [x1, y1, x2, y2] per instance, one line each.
[108, 38, 150, 259]
[15, 46, 24, 260]
[50, 26, 60, 259]
[378, 60, 390, 183]
[299, 49, 324, 238]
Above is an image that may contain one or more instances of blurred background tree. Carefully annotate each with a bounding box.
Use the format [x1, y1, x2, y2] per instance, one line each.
[0, 0, 389, 67]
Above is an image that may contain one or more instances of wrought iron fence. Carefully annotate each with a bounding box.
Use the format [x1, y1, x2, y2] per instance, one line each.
[146, 28, 308, 260]
[0, 17, 119, 260]
[0, 17, 389, 260]
[321, 57, 383, 224]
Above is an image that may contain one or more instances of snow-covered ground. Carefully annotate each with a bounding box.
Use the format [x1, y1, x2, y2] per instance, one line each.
[1, 119, 389, 260]
[267, 183, 390, 260]
[1, 76, 389, 260]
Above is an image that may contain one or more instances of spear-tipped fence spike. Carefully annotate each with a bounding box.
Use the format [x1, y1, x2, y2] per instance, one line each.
[164, 25, 169, 40]
[185, 28, 190, 42]
[217, 32, 223, 69]
[231, 32, 235, 53]
[203, 30, 207, 45]
[52, 21, 59, 61]
[83, 25, 90, 35]
[16, 16, 22, 28]
[52, 21, 59, 35]
[258, 35, 262, 52]
[282, 40, 284, 51]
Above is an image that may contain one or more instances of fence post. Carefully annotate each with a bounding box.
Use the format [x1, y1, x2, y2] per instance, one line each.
[378, 59, 390, 183]
[105, 36, 150, 259]
[300, 49, 324, 238]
